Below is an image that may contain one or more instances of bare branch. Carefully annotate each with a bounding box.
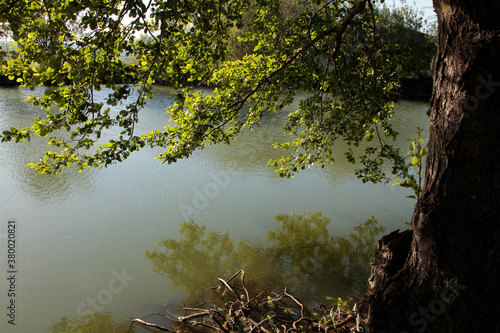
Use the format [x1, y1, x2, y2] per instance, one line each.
[128, 318, 174, 332]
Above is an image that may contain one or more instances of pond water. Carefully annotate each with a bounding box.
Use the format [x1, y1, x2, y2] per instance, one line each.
[0, 85, 429, 332]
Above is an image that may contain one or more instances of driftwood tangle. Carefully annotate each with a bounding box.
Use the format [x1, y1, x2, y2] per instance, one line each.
[128, 270, 358, 333]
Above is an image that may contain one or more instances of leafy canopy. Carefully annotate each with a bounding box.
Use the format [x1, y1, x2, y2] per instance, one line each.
[0, 0, 432, 185]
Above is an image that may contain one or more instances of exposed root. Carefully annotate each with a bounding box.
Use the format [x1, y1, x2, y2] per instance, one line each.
[129, 270, 358, 332]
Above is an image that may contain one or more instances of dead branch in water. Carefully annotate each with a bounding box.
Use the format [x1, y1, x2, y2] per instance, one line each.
[129, 270, 357, 332]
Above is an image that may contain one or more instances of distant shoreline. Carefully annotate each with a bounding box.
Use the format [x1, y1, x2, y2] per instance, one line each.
[0, 75, 432, 102]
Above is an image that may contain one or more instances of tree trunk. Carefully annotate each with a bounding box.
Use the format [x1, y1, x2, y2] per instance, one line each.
[357, 1, 500, 332]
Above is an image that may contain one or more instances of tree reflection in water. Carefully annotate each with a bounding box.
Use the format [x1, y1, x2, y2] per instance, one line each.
[49, 313, 132, 333]
[146, 212, 386, 305]
[49, 212, 386, 332]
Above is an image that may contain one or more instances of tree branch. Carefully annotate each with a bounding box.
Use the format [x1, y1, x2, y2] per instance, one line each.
[128, 318, 174, 332]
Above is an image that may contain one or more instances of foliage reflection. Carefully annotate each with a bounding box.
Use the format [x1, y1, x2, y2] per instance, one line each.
[49, 212, 385, 332]
[146, 212, 386, 304]
[49, 313, 133, 333]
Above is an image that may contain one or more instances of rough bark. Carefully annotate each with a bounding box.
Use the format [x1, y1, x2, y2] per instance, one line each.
[357, 1, 500, 332]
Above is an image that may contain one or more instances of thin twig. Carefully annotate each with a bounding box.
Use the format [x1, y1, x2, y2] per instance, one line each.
[245, 291, 268, 307]
[225, 269, 244, 284]
[128, 318, 174, 332]
[241, 270, 250, 302]
[283, 287, 305, 317]
[250, 315, 274, 333]
[218, 277, 241, 301]
[292, 316, 314, 330]
[209, 311, 230, 333]
[190, 321, 226, 332]
[178, 310, 210, 322]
